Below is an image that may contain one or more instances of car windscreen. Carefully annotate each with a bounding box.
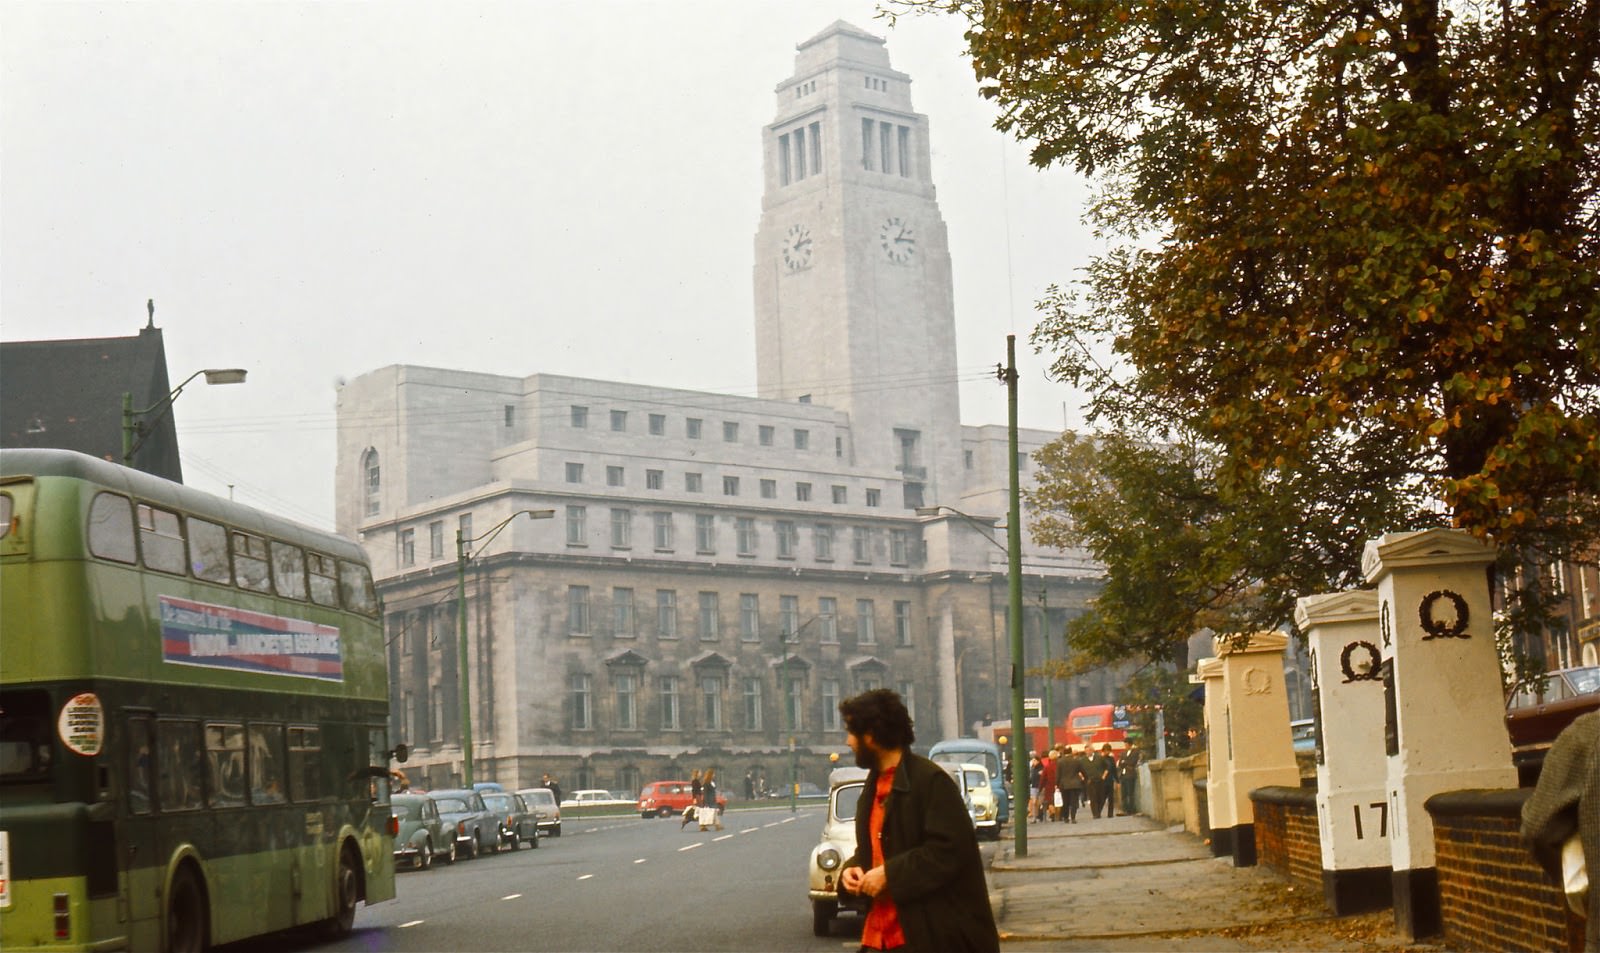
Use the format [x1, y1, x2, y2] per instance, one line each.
[483, 795, 511, 811]
[434, 797, 468, 812]
[1567, 667, 1600, 695]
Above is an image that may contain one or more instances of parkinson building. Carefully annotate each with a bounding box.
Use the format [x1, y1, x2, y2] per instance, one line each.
[334, 22, 1103, 794]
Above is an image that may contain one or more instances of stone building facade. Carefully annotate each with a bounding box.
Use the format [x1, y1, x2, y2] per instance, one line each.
[333, 23, 1102, 796]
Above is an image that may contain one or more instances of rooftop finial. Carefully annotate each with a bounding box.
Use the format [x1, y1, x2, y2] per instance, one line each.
[146, 298, 155, 329]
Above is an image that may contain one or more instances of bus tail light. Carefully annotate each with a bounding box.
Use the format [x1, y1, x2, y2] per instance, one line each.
[53, 893, 69, 939]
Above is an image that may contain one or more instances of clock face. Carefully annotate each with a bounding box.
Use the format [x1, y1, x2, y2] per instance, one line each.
[783, 223, 813, 270]
[879, 216, 916, 264]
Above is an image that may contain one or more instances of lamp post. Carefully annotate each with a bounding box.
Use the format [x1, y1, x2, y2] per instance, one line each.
[456, 507, 554, 785]
[780, 613, 821, 813]
[122, 367, 248, 467]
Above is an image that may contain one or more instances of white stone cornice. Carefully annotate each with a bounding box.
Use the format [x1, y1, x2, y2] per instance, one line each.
[1361, 527, 1496, 584]
[1294, 590, 1380, 630]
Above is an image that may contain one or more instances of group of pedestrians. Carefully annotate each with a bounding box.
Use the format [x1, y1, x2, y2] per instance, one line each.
[678, 767, 724, 830]
[1029, 742, 1141, 822]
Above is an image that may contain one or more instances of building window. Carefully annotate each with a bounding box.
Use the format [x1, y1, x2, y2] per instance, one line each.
[759, 425, 775, 446]
[429, 521, 444, 560]
[837, 436, 845, 458]
[614, 587, 636, 636]
[744, 678, 764, 730]
[610, 409, 627, 432]
[823, 679, 841, 731]
[819, 597, 838, 643]
[649, 413, 666, 435]
[779, 132, 792, 185]
[736, 517, 757, 556]
[794, 125, 807, 178]
[565, 462, 584, 484]
[430, 686, 444, 741]
[794, 429, 810, 450]
[701, 676, 724, 730]
[610, 508, 632, 548]
[890, 529, 910, 566]
[660, 676, 681, 729]
[458, 513, 472, 555]
[687, 417, 703, 439]
[809, 121, 822, 176]
[646, 469, 664, 490]
[866, 488, 881, 507]
[652, 512, 674, 551]
[723, 421, 739, 443]
[964, 450, 974, 470]
[815, 524, 834, 561]
[571, 406, 588, 428]
[615, 673, 637, 729]
[880, 121, 892, 175]
[362, 449, 380, 517]
[695, 514, 716, 553]
[784, 676, 804, 731]
[657, 590, 678, 639]
[740, 593, 760, 642]
[894, 601, 912, 646]
[897, 680, 916, 720]
[723, 476, 740, 496]
[568, 586, 590, 634]
[571, 673, 592, 729]
[686, 472, 703, 493]
[857, 599, 875, 644]
[853, 526, 872, 563]
[831, 485, 847, 504]
[796, 482, 812, 502]
[861, 117, 874, 171]
[603, 465, 621, 487]
[566, 505, 586, 546]
[897, 124, 910, 176]
[504, 404, 515, 428]
[760, 478, 777, 499]
[698, 591, 720, 640]
[780, 595, 800, 641]
[400, 528, 415, 567]
[776, 520, 798, 558]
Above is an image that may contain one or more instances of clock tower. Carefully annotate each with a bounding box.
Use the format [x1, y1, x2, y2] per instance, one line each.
[753, 21, 963, 508]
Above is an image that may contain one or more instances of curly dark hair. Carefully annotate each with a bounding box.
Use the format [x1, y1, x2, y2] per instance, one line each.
[838, 688, 915, 749]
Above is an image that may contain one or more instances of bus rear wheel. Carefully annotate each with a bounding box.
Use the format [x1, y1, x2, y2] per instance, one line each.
[165, 867, 207, 953]
[323, 847, 360, 938]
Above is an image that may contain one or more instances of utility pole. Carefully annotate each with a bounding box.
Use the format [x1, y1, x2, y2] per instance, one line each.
[1001, 335, 1028, 858]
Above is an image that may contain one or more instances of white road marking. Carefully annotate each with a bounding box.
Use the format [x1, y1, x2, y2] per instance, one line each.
[634, 858, 647, 864]
[713, 834, 734, 842]
[578, 873, 595, 881]
[763, 822, 782, 828]
[678, 842, 704, 852]
[781, 816, 797, 823]
[400, 920, 425, 928]
[501, 893, 521, 901]
[738, 827, 757, 834]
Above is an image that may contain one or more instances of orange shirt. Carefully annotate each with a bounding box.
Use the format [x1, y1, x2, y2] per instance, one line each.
[861, 766, 906, 950]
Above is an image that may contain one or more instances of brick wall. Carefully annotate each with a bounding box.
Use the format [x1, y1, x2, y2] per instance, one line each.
[1426, 789, 1585, 953]
[1251, 785, 1322, 892]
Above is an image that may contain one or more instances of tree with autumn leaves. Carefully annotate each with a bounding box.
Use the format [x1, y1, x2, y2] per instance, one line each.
[898, 0, 1599, 669]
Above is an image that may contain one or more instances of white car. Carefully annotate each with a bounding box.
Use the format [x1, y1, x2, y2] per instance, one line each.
[559, 788, 636, 810]
[516, 787, 562, 836]
[945, 762, 998, 839]
[807, 766, 870, 937]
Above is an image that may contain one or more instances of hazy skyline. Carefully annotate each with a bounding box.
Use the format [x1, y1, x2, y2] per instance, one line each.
[2, 1, 1098, 529]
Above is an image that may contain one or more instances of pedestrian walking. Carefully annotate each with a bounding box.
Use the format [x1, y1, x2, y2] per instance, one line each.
[1057, 746, 1087, 823]
[838, 688, 1000, 952]
[1039, 749, 1059, 822]
[1118, 742, 1143, 815]
[1522, 711, 1599, 951]
[681, 768, 703, 829]
[1027, 751, 1041, 822]
[699, 768, 723, 830]
[541, 772, 562, 807]
[1088, 744, 1117, 819]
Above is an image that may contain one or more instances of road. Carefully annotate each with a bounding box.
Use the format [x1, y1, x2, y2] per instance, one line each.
[223, 803, 863, 953]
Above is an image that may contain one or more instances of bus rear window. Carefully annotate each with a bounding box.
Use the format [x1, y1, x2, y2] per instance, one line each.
[0, 690, 54, 782]
[338, 560, 378, 616]
[88, 492, 137, 564]
[307, 552, 339, 607]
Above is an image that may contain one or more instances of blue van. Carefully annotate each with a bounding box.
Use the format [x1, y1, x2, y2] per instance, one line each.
[927, 738, 1010, 824]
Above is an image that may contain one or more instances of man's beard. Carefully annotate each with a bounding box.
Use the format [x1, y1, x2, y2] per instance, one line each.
[854, 744, 879, 770]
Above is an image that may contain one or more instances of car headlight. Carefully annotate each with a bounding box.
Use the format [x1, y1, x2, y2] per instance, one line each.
[817, 847, 842, 871]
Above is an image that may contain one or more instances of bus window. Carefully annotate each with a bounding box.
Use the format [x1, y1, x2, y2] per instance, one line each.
[338, 560, 379, 616]
[232, 531, 271, 593]
[128, 716, 154, 814]
[157, 720, 205, 812]
[270, 540, 307, 601]
[188, 517, 231, 583]
[206, 723, 247, 808]
[137, 503, 187, 575]
[0, 689, 53, 782]
[249, 723, 287, 804]
[307, 552, 339, 607]
[0, 491, 12, 539]
[288, 726, 322, 802]
[87, 492, 137, 564]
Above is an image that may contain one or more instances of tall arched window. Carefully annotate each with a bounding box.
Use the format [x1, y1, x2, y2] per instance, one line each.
[362, 448, 380, 517]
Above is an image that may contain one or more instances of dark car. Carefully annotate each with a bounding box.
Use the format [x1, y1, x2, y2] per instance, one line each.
[481, 790, 539, 850]
[392, 793, 455, 869]
[1505, 665, 1600, 778]
[430, 787, 501, 859]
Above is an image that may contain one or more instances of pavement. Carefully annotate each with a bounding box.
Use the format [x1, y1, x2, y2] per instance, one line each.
[986, 811, 1449, 952]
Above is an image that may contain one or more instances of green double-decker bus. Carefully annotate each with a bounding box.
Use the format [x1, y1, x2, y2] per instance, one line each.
[0, 449, 398, 951]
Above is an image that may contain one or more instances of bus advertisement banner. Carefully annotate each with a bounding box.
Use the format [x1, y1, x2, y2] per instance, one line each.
[160, 595, 344, 682]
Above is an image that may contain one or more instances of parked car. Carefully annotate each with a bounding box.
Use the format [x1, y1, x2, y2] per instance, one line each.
[1290, 718, 1318, 753]
[945, 762, 1000, 840]
[1505, 665, 1600, 778]
[430, 788, 501, 859]
[808, 766, 871, 937]
[481, 790, 540, 850]
[928, 738, 1010, 824]
[560, 789, 637, 810]
[517, 787, 562, 837]
[637, 780, 728, 818]
[392, 792, 455, 869]
[939, 763, 979, 829]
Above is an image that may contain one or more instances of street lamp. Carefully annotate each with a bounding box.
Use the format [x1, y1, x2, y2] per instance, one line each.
[122, 367, 248, 466]
[780, 613, 822, 813]
[456, 507, 554, 785]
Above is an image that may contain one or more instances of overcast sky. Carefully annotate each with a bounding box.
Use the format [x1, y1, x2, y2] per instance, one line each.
[2, 1, 1098, 530]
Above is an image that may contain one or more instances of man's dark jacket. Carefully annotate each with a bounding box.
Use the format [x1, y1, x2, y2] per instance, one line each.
[845, 751, 1000, 952]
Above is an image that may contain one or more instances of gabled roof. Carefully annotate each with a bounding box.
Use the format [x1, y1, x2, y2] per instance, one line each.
[1362, 528, 1496, 583]
[604, 648, 652, 668]
[1294, 589, 1380, 630]
[688, 651, 733, 669]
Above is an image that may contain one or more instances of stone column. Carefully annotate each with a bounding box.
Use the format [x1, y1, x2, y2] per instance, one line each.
[1362, 528, 1516, 941]
[1295, 590, 1392, 914]
[1196, 656, 1234, 857]
[1214, 631, 1301, 867]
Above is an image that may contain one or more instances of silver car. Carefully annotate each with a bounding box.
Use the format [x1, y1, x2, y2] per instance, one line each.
[430, 788, 501, 859]
[517, 787, 562, 837]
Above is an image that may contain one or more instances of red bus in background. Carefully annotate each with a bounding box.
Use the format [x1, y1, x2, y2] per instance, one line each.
[974, 717, 1072, 755]
[1066, 704, 1129, 750]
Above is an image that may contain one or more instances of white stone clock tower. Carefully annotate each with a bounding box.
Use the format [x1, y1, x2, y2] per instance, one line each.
[753, 21, 963, 508]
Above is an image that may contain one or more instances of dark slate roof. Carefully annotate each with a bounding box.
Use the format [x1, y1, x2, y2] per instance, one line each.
[0, 324, 182, 482]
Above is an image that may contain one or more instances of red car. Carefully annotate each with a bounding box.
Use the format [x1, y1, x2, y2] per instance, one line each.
[637, 780, 726, 818]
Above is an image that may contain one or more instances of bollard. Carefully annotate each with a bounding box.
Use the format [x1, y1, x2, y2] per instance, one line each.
[1214, 631, 1302, 867]
[1296, 589, 1393, 915]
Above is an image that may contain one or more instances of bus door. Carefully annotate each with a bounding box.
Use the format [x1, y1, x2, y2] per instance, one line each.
[120, 713, 159, 929]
